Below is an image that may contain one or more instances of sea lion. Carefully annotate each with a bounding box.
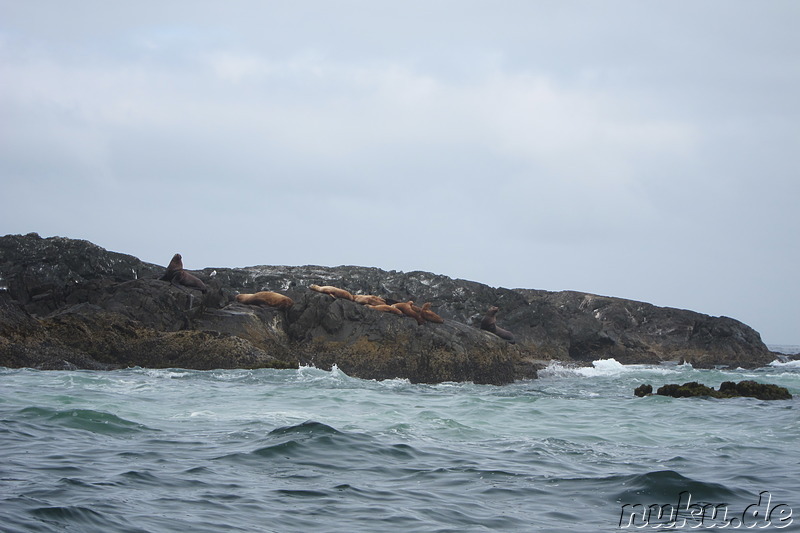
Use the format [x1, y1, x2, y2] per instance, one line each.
[419, 303, 444, 324]
[160, 253, 184, 281]
[366, 304, 404, 315]
[480, 305, 515, 343]
[309, 284, 355, 301]
[392, 301, 425, 325]
[353, 294, 386, 306]
[159, 253, 206, 292]
[170, 269, 207, 293]
[235, 291, 294, 309]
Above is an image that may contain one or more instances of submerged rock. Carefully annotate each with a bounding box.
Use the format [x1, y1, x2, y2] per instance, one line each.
[636, 381, 792, 400]
[0, 233, 781, 383]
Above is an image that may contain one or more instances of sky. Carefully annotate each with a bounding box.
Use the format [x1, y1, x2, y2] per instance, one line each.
[1, 1, 798, 344]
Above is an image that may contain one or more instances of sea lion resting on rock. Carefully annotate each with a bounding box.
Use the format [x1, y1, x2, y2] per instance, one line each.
[160, 253, 207, 293]
[419, 303, 444, 324]
[236, 291, 293, 310]
[480, 306, 515, 343]
[160, 253, 184, 282]
[170, 270, 207, 293]
[392, 301, 425, 325]
[353, 294, 386, 306]
[366, 304, 403, 315]
[309, 284, 354, 301]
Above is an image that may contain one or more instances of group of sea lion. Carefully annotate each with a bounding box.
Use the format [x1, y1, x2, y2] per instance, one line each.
[308, 284, 444, 326]
[159, 254, 513, 340]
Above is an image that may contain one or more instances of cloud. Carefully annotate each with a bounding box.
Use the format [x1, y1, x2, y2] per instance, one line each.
[1, 2, 798, 342]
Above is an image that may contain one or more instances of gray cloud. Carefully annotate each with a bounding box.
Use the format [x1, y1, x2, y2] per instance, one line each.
[1, 1, 798, 343]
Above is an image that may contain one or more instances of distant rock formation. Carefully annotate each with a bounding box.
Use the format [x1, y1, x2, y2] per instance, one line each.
[0, 233, 780, 383]
[635, 381, 791, 401]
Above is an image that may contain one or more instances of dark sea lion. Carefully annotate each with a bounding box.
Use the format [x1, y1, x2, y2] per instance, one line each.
[160, 253, 184, 281]
[480, 306, 515, 343]
[420, 303, 444, 324]
[171, 269, 207, 293]
[159, 253, 206, 292]
[353, 294, 386, 306]
[236, 291, 293, 309]
[392, 301, 425, 325]
[309, 284, 355, 301]
[366, 304, 404, 315]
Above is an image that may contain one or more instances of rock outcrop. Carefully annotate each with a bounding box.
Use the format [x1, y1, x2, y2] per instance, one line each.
[0, 233, 779, 383]
[635, 381, 792, 401]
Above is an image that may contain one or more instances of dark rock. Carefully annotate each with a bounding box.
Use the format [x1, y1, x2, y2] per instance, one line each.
[656, 381, 718, 398]
[285, 291, 518, 384]
[650, 380, 792, 400]
[634, 384, 653, 397]
[0, 233, 780, 382]
[0, 233, 162, 315]
[718, 380, 793, 400]
[514, 290, 774, 368]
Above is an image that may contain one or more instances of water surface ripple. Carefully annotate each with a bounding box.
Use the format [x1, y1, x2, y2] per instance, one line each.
[2, 357, 799, 532]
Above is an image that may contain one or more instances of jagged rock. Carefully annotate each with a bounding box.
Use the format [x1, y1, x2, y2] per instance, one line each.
[633, 384, 653, 397]
[0, 233, 781, 382]
[718, 380, 793, 400]
[657, 382, 719, 398]
[514, 290, 774, 368]
[648, 381, 792, 400]
[285, 291, 518, 384]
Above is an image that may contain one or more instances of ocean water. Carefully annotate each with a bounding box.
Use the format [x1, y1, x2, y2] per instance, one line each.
[1, 351, 799, 532]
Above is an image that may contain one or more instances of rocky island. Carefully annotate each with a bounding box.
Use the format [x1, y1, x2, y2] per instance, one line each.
[0, 233, 780, 384]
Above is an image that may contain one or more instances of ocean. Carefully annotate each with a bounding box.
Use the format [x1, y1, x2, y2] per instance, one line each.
[1, 348, 798, 532]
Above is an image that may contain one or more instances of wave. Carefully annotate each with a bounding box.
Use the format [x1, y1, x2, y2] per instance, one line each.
[769, 359, 800, 369]
[611, 469, 749, 503]
[539, 358, 687, 378]
[15, 406, 157, 436]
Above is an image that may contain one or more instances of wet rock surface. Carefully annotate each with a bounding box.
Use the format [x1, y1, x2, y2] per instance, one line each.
[0, 233, 780, 383]
[636, 380, 792, 400]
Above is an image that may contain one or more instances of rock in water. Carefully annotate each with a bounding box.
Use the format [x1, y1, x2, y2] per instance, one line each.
[638, 381, 792, 400]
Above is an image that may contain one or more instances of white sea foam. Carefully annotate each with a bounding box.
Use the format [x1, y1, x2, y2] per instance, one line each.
[539, 358, 683, 378]
[769, 359, 800, 369]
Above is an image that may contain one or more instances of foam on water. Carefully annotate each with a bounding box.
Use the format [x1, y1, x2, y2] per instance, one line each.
[539, 357, 686, 379]
[770, 359, 800, 369]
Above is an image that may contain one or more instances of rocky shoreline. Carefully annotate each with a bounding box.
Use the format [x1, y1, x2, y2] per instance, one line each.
[0, 233, 783, 384]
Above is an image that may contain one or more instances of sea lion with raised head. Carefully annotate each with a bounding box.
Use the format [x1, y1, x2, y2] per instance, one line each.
[366, 304, 404, 315]
[480, 305, 515, 343]
[420, 303, 444, 324]
[236, 291, 294, 309]
[159, 253, 206, 292]
[392, 301, 425, 325]
[309, 284, 355, 301]
[160, 253, 184, 281]
[353, 294, 386, 306]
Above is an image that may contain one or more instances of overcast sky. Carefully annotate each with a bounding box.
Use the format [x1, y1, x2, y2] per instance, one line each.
[1, 1, 798, 344]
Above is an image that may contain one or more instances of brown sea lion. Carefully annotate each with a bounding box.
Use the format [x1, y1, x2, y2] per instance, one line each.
[420, 303, 444, 324]
[309, 284, 355, 301]
[392, 301, 425, 325]
[159, 253, 206, 292]
[235, 291, 294, 309]
[170, 269, 207, 293]
[366, 304, 403, 315]
[160, 253, 184, 281]
[353, 294, 386, 306]
[480, 306, 515, 343]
